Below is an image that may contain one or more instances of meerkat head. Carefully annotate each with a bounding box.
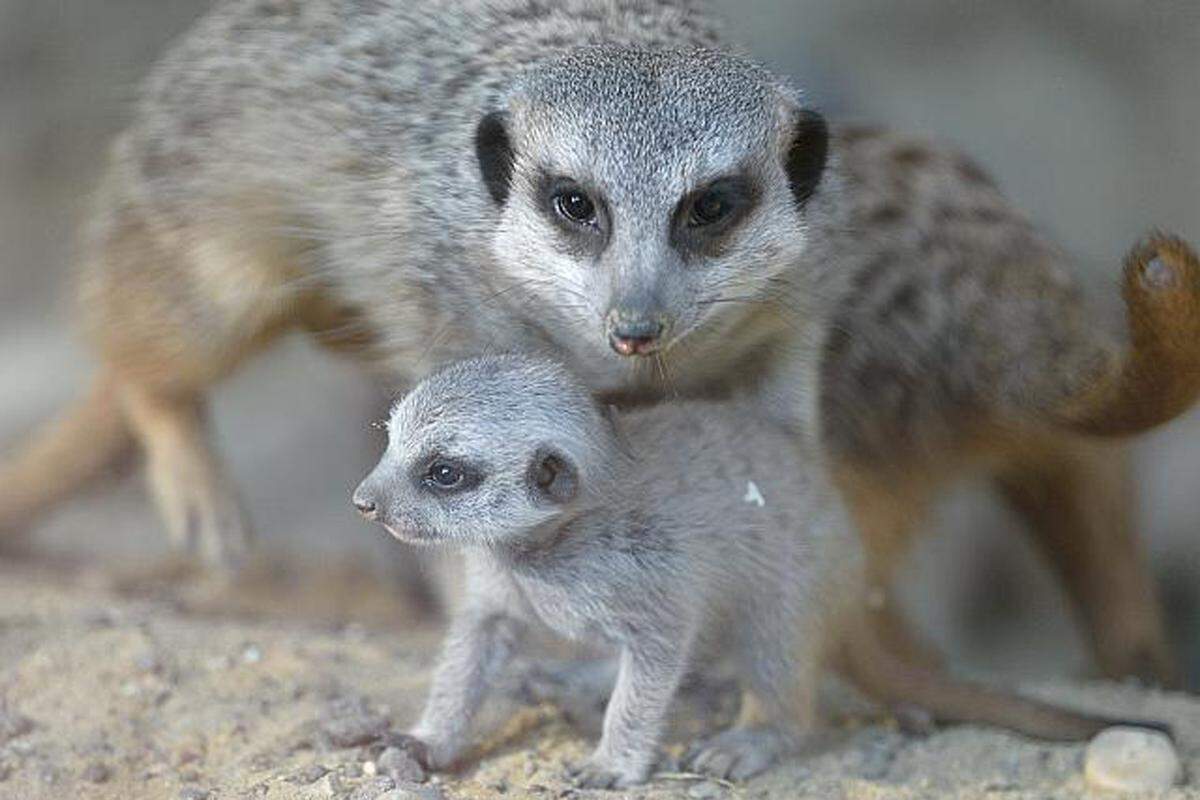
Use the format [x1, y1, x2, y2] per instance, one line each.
[353, 355, 617, 547]
[476, 46, 829, 368]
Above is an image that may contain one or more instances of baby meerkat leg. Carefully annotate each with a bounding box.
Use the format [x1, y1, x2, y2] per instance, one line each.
[408, 555, 530, 769]
[408, 608, 527, 769]
[685, 616, 821, 781]
[569, 636, 694, 789]
[995, 439, 1179, 687]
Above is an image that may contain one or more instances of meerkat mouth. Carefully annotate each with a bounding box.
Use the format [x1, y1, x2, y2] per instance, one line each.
[383, 523, 439, 545]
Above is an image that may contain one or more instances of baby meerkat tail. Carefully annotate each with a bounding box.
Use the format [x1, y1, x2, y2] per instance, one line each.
[0, 373, 134, 538]
[1052, 232, 1200, 437]
[840, 623, 1172, 741]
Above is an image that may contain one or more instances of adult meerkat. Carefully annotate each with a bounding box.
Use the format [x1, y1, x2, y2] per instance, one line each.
[0, 0, 1197, 683]
[353, 355, 1165, 788]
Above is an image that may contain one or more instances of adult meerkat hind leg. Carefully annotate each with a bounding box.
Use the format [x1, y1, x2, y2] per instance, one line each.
[995, 438, 1180, 688]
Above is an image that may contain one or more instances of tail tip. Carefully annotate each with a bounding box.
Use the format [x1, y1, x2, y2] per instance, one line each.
[1125, 231, 1200, 296]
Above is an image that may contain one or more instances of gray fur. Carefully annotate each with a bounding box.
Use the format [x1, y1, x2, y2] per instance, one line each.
[68, 0, 1129, 569]
[101, 0, 838, 401]
[355, 355, 861, 787]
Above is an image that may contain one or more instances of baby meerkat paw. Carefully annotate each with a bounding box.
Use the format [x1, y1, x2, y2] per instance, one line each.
[684, 727, 794, 781]
[566, 754, 649, 790]
[401, 729, 456, 771]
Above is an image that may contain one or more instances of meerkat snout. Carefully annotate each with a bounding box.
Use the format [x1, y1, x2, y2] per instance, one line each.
[606, 309, 668, 356]
[350, 488, 378, 520]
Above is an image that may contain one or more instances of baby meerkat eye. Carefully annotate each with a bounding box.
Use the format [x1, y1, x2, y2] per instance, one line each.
[553, 188, 597, 225]
[426, 461, 464, 489]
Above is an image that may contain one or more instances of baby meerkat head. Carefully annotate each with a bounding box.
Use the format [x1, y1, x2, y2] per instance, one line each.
[477, 46, 829, 369]
[353, 355, 617, 547]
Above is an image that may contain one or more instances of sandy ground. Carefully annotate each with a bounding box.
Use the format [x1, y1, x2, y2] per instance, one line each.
[0, 556, 1196, 800]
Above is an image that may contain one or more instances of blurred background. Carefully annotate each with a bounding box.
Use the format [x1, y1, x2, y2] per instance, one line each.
[1, 0, 1197, 685]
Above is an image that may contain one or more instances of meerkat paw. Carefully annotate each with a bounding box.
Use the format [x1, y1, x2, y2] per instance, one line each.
[566, 754, 648, 789]
[684, 727, 793, 781]
[161, 475, 252, 571]
[402, 728, 460, 772]
[148, 451, 253, 572]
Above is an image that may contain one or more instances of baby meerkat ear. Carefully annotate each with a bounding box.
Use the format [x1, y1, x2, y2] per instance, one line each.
[526, 448, 578, 505]
[476, 110, 516, 205]
[785, 108, 829, 208]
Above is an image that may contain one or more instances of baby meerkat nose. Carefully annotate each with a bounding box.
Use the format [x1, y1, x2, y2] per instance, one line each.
[607, 316, 666, 357]
[351, 486, 379, 520]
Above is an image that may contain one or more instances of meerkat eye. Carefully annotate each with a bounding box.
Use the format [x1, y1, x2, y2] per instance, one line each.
[553, 189, 597, 225]
[535, 459, 558, 489]
[426, 461, 464, 489]
[688, 190, 731, 227]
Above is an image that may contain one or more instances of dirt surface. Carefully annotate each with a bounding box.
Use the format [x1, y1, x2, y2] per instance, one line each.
[0, 556, 1196, 800]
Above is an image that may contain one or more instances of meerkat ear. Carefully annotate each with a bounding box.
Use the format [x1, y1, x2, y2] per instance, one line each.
[785, 108, 829, 208]
[526, 448, 578, 505]
[476, 110, 516, 205]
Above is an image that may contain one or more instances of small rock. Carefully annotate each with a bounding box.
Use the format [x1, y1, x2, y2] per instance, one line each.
[1084, 726, 1181, 793]
[688, 781, 724, 799]
[363, 760, 378, 776]
[242, 644, 262, 664]
[319, 697, 390, 748]
[321, 772, 345, 796]
[178, 789, 210, 800]
[289, 763, 329, 785]
[378, 744, 427, 783]
[82, 762, 112, 783]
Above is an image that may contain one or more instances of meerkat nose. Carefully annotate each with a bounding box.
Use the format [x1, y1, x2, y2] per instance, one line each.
[351, 487, 379, 520]
[608, 319, 665, 356]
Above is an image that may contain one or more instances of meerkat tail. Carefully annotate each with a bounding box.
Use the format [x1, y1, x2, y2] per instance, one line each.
[841, 624, 1172, 741]
[1053, 232, 1200, 437]
[0, 373, 134, 536]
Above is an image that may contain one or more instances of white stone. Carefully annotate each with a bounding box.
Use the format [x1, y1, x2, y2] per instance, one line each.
[1084, 726, 1181, 793]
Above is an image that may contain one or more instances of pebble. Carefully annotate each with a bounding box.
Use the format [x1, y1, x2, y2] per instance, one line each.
[1084, 726, 1181, 793]
[688, 781, 725, 799]
[242, 644, 263, 664]
[378, 744, 427, 783]
[178, 789, 210, 800]
[82, 762, 112, 783]
[289, 763, 329, 785]
[319, 697, 390, 748]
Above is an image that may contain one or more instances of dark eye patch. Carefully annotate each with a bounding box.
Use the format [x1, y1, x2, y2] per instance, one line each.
[537, 172, 609, 253]
[413, 454, 484, 494]
[671, 176, 759, 258]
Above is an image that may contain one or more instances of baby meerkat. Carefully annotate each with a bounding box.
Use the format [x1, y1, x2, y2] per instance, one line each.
[354, 355, 1163, 788]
